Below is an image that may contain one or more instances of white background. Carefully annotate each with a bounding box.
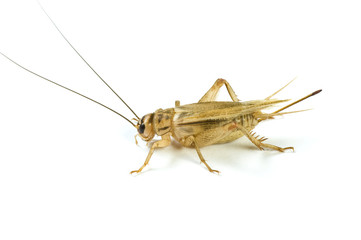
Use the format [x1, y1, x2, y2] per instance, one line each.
[0, 0, 360, 239]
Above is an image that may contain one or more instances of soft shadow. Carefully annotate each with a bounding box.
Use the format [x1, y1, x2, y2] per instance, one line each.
[132, 136, 303, 174]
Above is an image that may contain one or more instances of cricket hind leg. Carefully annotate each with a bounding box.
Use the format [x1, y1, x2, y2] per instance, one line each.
[259, 142, 294, 152]
[130, 133, 171, 174]
[187, 136, 220, 174]
[199, 78, 240, 102]
[237, 125, 294, 152]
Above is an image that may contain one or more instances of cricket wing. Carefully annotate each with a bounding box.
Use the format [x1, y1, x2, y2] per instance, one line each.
[171, 100, 288, 141]
[174, 100, 288, 125]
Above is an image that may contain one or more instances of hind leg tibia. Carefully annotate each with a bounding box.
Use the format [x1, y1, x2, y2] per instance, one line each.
[238, 126, 294, 152]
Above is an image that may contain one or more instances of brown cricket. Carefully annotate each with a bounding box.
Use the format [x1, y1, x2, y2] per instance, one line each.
[132, 78, 321, 174]
[0, 5, 321, 174]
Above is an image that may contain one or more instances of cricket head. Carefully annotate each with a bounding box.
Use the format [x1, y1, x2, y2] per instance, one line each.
[136, 113, 155, 141]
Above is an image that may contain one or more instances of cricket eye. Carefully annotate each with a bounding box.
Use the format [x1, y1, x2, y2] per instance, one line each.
[138, 123, 145, 134]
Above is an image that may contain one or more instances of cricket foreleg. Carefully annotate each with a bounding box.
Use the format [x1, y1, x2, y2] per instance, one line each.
[238, 126, 294, 152]
[130, 133, 171, 174]
[198, 78, 240, 102]
[187, 136, 220, 174]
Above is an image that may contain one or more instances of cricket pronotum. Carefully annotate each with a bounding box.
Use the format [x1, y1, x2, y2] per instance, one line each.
[1, 5, 321, 174]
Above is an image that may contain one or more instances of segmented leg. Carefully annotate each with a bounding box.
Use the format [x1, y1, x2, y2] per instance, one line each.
[175, 100, 180, 107]
[259, 143, 294, 152]
[237, 126, 294, 152]
[199, 78, 240, 102]
[187, 136, 220, 174]
[130, 133, 171, 174]
[134, 134, 139, 145]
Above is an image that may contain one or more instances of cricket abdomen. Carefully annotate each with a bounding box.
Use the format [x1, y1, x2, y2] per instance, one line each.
[173, 112, 259, 148]
[238, 113, 259, 130]
[215, 113, 259, 144]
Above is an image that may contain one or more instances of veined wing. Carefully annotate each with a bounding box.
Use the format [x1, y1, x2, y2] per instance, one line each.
[174, 99, 288, 126]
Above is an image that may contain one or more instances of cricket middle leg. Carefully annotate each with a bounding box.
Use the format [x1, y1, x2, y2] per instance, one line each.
[198, 78, 240, 102]
[186, 136, 220, 174]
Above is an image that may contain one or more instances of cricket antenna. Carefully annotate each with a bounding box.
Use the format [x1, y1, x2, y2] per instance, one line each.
[0, 51, 136, 127]
[38, 1, 139, 120]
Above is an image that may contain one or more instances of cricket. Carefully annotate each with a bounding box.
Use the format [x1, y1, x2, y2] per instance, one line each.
[1, 5, 321, 174]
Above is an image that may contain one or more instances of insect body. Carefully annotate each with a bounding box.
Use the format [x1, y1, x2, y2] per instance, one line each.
[0, 5, 321, 174]
[134, 78, 321, 174]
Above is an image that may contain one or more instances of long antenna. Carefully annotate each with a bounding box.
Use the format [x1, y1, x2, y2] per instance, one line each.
[0, 51, 136, 127]
[38, 2, 140, 120]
